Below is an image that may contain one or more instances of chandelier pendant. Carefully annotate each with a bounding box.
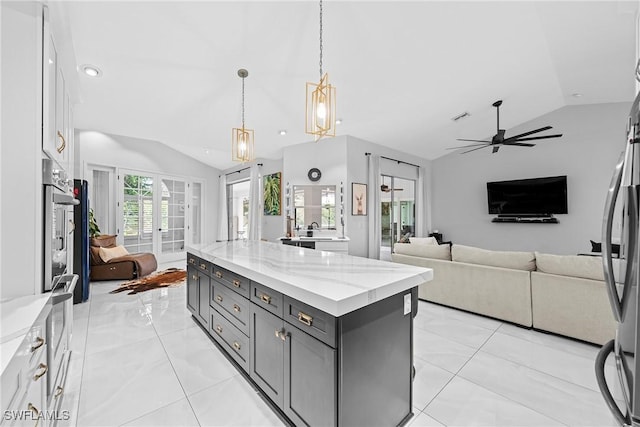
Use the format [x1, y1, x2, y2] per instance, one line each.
[232, 68, 255, 162]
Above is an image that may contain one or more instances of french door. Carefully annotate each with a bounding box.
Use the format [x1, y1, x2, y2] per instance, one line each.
[119, 170, 199, 263]
[380, 176, 415, 258]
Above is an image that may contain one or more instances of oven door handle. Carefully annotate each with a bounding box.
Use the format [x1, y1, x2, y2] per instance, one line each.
[52, 293, 72, 305]
[51, 274, 78, 296]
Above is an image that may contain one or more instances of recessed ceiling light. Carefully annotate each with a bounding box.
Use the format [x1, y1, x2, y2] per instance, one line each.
[205, 149, 210, 155]
[81, 65, 102, 78]
[571, 93, 583, 98]
[335, 118, 343, 125]
[279, 130, 287, 136]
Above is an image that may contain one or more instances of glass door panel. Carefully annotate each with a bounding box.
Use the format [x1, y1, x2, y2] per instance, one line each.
[122, 174, 154, 253]
[379, 175, 415, 259]
[160, 178, 186, 258]
[191, 182, 202, 245]
[228, 180, 250, 240]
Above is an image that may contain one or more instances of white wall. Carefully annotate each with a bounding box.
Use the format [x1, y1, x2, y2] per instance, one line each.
[75, 130, 220, 244]
[1, 2, 43, 299]
[430, 102, 631, 254]
[346, 136, 432, 257]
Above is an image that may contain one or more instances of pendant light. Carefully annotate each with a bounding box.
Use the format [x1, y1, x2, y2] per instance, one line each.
[232, 69, 254, 162]
[305, 0, 336, 141]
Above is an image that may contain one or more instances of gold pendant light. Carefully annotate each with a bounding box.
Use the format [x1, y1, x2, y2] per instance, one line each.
[232, 69, 254, 162]
[305, 0, 336, 141]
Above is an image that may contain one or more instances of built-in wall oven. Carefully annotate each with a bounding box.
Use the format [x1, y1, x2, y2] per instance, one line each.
[43, 158, 78, 292]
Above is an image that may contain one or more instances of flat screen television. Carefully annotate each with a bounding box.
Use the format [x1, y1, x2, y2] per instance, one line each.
[487, 175, 568, 215]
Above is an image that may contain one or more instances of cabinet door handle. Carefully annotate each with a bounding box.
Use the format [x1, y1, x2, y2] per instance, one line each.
[31, 336, 45, 352]
[232, 279, 241, 288]
[298, 311, 313, 327]
[192, 274, 198, 281]
[27, 403, 40, 417]
[56, 130, 66, 153]
[275, 328, 287, 341]
[200, 263, 207, 270]
[233, 341, 241, 351]
[260, 294, 272, 304]
[188, 258, 195, 264]
[33, 363, 48, 380]
[216, 295, 223, 303]
[215, 325, 223, 334]
[215, 271, 223, 279]
[54, 386, 64, 398]
[233, 304, 241, 313]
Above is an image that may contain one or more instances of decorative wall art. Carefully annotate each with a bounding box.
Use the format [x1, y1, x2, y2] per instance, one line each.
[352, 183, 367, 216]
[263, 172, 282, 216]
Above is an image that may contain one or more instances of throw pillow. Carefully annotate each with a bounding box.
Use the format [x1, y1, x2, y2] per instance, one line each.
[535, 252, 604, 281]
[398, 233, 411, 243]
[99, 245, 129, 263]
[394, 242, 451, 260]
[452, 244, 536, 271]
[409, 236, 438, 246]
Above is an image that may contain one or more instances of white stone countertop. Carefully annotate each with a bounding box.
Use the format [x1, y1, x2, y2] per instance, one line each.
[0, 293, 52, 376]
[278, 236, 350, 242]
[187, 241, 432, 317]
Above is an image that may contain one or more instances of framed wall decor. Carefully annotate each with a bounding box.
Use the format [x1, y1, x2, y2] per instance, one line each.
[352, 183, 367, 216]
[263, 172, 282, 216]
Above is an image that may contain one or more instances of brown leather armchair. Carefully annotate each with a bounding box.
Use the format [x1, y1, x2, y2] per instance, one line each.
[89, 235, 157, 281]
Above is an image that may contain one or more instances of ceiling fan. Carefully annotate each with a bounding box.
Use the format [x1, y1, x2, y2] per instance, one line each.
[450, 100, 562, 154]
[380, 177, 403, 192]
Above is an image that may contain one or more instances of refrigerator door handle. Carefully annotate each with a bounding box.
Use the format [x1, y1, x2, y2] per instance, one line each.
[621, 186, 638, 319]
[596, 339, 630, 426]
[603, 152, 625, 322]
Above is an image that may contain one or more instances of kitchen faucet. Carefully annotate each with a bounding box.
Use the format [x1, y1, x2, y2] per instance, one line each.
[311, 222, 319, 229]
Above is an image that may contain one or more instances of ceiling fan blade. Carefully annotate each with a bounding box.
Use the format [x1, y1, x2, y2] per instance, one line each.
[502, 142, 535, 147]
[511, 134, 563, 142]
[461, 145, 490, 154]
[456, 138, 491, 143]
[492, 146, 500, 154]
[504, 126, 552, 141]
[447, 143, 489, 150]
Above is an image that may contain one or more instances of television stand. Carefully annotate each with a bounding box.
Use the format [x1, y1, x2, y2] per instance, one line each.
[492, 215, 558, 224]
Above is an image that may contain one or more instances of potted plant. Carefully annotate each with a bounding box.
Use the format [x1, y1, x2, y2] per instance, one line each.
[89, 208, 101, 238]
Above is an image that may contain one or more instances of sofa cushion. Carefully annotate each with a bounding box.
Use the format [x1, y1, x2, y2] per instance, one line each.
[90, 234, 117, 248]
[90, 247, 105, 265]
[99, 245, 130, 263]
[535, 252, 604, 281]
[409, 236, 438, 245]
[394, 242, 451, 260]
[452, 244, 536, 271]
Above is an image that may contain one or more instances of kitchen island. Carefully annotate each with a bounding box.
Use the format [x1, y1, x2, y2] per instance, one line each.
[187, 241, 432, 427]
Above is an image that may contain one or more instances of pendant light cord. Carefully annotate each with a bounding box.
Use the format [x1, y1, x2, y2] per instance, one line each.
[241, 75, 245, 130]
[319, 0, 323, 78]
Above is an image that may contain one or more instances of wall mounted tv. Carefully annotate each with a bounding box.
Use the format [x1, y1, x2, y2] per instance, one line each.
[487, 175, 568, 215]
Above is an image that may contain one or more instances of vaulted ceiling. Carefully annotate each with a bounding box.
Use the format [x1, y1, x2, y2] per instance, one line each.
[64, 1, 638, 170]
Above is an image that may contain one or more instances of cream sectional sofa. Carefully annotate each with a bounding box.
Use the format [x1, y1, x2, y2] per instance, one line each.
[391, 242, 616, 345]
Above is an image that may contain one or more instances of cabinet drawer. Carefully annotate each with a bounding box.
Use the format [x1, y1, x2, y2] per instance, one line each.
[210, 282, 250, 335]
[197, 258, 211, 274]
[211, 265, 250, 298]
[284, 296, 336, 348]
[250, 282, 283, 318]
[209, 307, 250, 372]
[186, 254, 199, 268]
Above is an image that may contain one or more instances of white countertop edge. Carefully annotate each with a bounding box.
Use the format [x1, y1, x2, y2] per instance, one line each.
[188, 243, 432, 317]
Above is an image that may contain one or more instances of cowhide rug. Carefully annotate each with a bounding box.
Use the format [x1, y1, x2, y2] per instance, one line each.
[110, 268, 186, 295]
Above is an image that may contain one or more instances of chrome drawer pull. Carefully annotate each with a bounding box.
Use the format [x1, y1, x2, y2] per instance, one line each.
[233, 304, 241, 313]
[232, 279, 241, 288]
[31, 336, 45, 352]
[215, 325, 223, 334]
[54, 386, 64, 398]
[275, 329, 287, 341]
[233, 341, 241, 351]
[216, 295, 223, 303]
[215, 271, 223, 279]
[260, 294, 272, 304]
[298, 311, 313, 327]
[34, 363, 48, 380]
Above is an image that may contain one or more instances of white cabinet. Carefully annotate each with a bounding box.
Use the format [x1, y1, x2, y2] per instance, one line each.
[42, 7, 73, 176]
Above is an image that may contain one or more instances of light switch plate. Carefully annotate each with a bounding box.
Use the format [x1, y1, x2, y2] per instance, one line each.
[403, 293, 411, 315]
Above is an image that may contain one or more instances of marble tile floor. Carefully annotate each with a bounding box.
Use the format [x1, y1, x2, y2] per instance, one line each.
[61, 262, 622, 426]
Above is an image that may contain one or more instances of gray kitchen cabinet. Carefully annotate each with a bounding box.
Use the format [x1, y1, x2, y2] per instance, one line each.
[186, 265, 198, 316]
[197, 272, 210, 327]
[284, 323, 337, 426]
[249, 303, 284, 408]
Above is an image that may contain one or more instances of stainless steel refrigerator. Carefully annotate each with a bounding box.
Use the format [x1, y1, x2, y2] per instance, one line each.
[597, 92, 640, 426]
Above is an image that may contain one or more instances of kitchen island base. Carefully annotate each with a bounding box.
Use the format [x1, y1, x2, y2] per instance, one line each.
[186, 245, 430, 427]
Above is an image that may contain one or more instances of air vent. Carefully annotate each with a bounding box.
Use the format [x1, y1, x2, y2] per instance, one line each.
[451, 111, 471, 122]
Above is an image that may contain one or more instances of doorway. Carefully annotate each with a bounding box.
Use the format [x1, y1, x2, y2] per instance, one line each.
[227, 180, 251, 240]
[380, 176, 415, 260]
